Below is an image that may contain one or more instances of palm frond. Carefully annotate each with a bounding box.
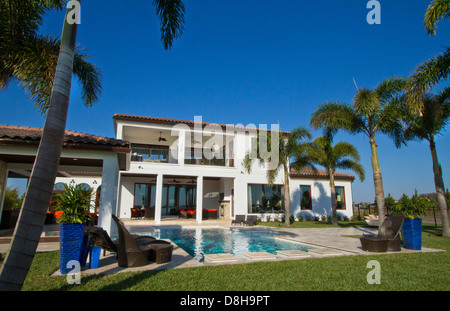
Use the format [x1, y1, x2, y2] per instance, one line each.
[333, 141, 361, 162]
[310, 101, 368, 136]
[335, 159, 365, 182]
[424, 0, 450, 36]
[376, 96, 407, 148]
[406, 47, 450, 111]
[8, 35, 102, 113]
[374, 76, 406, 104]
[153, 0, 186, 50]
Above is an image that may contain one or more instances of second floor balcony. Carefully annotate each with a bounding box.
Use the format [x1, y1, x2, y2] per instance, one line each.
[130, 144, 234, 167]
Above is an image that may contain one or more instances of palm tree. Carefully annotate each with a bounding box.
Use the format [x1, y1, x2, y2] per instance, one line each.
[424, 0, 450, 36]
[310, 77, 405, 226]
[243, 127, 314, 227]
[307, 134, 365, 225]
[402, 88, 450, 237]
[0, 0, 185, 291]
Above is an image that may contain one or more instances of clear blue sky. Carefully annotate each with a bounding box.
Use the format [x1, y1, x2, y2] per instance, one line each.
[1, 0, 449, 203]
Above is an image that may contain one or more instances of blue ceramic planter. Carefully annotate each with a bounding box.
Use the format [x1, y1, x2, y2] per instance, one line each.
[59, 223, 86, 274]
[89, 246, 102, 269]
[402, 218, 422, 250]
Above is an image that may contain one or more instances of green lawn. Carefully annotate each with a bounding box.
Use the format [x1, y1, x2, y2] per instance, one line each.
[20, 224, 450, 291]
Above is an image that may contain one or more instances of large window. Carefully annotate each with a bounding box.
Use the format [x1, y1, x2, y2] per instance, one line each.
[300, 185, 312, 210]
[335, 186, 346, 209]
[248, 184, 284, 214]
[131, 144, 169, 162]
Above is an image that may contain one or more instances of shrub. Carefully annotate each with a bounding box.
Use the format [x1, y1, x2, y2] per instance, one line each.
[53, 184, 93, 224]
[390, 190, 434, 219]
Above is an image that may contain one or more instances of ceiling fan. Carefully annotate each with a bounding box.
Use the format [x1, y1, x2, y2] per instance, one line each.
[157, 132, 167, 142]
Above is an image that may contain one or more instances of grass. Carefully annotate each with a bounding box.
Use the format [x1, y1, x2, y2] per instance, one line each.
[19, 223, 449, 291]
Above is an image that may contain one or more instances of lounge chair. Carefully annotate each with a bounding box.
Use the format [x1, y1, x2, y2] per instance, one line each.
[364, 214, 379, 227]
[86, 226, 119, 256]
[112, 214, 157, 267]
[231, 215, 245, 226]
[179, 210, 188, 219]
[244, 215, 257, 226]
[144, 207, 155, 219]
[360, 214, 404, 252]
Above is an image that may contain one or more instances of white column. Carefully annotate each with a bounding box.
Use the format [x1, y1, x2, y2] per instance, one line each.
[155, 173, 163, 224]
[196, 175, 203, 224]
[98, 154, 119, 234]
[178, 130, 185, 166]
[0, 160, 8, 222]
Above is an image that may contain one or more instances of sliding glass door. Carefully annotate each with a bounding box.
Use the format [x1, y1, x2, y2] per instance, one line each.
[134, 183, 197, 216]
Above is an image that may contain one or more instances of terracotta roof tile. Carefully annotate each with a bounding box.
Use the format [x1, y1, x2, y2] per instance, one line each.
[113, 113, 291, 134]
[290, 167, 355, 181]
[0, 125, 130, 149]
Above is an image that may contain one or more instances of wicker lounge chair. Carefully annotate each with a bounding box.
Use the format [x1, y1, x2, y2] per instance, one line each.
[86, 226, 119, 256]
[112, 214, 157, 267]
[231, 215, 246, 226]
[364, 214, 379, 227]
[244, 215, 257, 226]
[360, 214, 404, 252]
[144, 207, 155, 219]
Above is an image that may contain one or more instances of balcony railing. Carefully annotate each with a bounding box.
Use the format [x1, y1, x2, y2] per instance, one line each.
[131, 144, 234, 167]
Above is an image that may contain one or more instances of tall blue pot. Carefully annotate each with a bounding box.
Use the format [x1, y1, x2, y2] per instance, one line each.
[59, 223, 86, 274]
[402, 218, 422, 250]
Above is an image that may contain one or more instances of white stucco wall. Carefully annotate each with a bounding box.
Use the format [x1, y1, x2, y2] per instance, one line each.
[289, 178, 354, 220]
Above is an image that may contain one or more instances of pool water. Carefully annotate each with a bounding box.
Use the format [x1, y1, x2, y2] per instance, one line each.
[138, 227, 310, 262]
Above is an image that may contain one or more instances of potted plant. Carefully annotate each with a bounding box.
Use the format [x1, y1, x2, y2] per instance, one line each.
[391, 191, 431, 250]
[53, 184, 93, 274]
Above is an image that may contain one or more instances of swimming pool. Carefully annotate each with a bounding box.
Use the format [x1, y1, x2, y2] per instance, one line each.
[136, 227, 311, 262]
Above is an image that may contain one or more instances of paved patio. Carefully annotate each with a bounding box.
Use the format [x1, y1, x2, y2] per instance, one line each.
[1, 219, 444, 276]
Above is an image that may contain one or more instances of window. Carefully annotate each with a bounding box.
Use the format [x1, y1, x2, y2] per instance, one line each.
[300, 185, 312, 210]
[335, 186, 345, 209]
[134, 183, 155, 209]
[53, 183, 66, 191]
[131, 144, 169, 162]
[77, 183, 91, 191]
[248, 184, 284, 213]
[134, 183, 196, 215]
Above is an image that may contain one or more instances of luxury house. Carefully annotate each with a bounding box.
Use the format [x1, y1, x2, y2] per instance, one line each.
[0, 114, 356, 234]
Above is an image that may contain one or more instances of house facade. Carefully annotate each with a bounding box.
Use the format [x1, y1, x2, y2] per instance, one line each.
[1, 114, 356, 234]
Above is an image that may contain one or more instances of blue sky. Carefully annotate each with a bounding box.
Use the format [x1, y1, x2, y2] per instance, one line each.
[1, 0, 449, 203]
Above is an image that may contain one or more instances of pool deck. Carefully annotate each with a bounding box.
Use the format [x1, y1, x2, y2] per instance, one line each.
[0, 219, 444, 276]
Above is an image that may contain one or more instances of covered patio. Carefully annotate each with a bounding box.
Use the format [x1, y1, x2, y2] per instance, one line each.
[0, 125, 131, 234]
[118, 173, 235, 224]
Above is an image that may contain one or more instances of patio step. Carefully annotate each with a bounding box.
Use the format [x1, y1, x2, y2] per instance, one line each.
[308, 248, 344, 257]
[276, 250, 312, 259]
[204, 253, 239, 263]
[242, 252, 277, 261]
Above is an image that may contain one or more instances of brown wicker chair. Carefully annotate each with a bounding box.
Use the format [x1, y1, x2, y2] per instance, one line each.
[112, 214, 157, 267]
[244, 215, 257, 226]
[232, 215, 246, 226]
[86, 226, 119, 256]
[360, 214, 404, 252]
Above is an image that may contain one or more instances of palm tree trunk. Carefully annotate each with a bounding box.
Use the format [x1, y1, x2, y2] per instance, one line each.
[329, 166, 338, 226]
[370, 138, 386, 226]
[0, 9, 78, 291]
[429, 141, 450, 237]
[283, 166, 290, 227]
